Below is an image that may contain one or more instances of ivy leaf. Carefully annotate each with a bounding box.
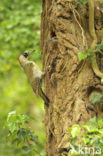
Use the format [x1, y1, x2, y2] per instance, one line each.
[82, 136, 90, 144]
[78, 52, 88, 61]
[25, 115, 35, 121]
[16, 114, 34, 125]
[87, 127, 99, 133]
[31, 135, 39, 143]
[97, 118, 103, 128]
[22, 144, 34, 152]
[90, 93, 103, 104]
[82, 125, 89, 131]
[90, 135, 100, 144]
[96, 41, 103, 51]
[88, 117, 97, 124]
[17, 128, 26, 142]
[69, 124, 81, 138]
[98, 129, 103, 134]
[7, 122, 16, 133]
[86, 48, 92, 56]
[7, 111, 16, 122]
[83, 125, 98, 133]
[99, 0, 103, 3]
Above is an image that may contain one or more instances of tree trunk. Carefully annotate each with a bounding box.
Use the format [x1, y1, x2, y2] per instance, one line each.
[40, 0, 103, 155]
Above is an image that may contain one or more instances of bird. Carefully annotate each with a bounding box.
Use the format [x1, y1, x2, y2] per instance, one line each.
[19, 50, 49, 107]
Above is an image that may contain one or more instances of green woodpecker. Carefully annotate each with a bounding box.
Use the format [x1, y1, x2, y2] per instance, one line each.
[19, 50, 49, 107]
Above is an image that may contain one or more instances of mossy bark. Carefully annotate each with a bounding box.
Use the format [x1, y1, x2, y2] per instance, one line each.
[40, 0, 103, 155]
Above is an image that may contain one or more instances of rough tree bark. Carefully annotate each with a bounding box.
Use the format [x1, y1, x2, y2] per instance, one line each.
[40, 0, 103, 155]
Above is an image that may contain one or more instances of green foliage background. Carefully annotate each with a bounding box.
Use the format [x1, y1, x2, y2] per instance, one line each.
[0, 0, 46, 155]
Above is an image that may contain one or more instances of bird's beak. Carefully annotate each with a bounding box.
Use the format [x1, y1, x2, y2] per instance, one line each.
[28, 49, 35, 56]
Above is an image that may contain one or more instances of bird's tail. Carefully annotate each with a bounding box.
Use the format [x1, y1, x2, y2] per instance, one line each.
[38, 89, 49, 107]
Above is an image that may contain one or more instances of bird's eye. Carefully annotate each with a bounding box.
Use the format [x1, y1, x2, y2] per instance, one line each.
[23, 52, 28, 58]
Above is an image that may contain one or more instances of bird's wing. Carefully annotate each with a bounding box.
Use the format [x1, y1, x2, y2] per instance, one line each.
[24, 62, 34, 78]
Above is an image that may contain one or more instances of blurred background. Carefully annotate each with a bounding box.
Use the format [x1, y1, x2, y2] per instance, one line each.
[0, 0, 46, 155]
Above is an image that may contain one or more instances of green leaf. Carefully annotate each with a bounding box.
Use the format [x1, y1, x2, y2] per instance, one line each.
[90, 55, 96, 61]
[7, 122, 16, 133]
[69, 124, 81, 138]
[16, 115, 25, 124]
[99, 0, 103, 3]
[82, 136, 90, 144]
[31, 135, 39, 142]
[82, 125, 89, 131]
[86, 48, 92, 56]
[88, 117, 97, 123]
[83, 123, 99, 133]
[25, 115, 35, 121]
[97, 118, 103, 128]
[90, 93, 103, 104]
[17, 128, 26, 141]
[87, 127, 99, 133]
[78, 52, 88, 61]
[72, 137, 77, 145]
[90, 135, 100, 144]
[7, 111, 16, 121]
[22, 144, 34, 152]
[101, 78, 103, 84]
[96, 41, 103, 51]
[98, 129, 103, 134]
[16, 114, 34, 124]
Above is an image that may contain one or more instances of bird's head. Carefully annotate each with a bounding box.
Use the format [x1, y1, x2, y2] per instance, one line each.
[19, 50, 35, 64]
